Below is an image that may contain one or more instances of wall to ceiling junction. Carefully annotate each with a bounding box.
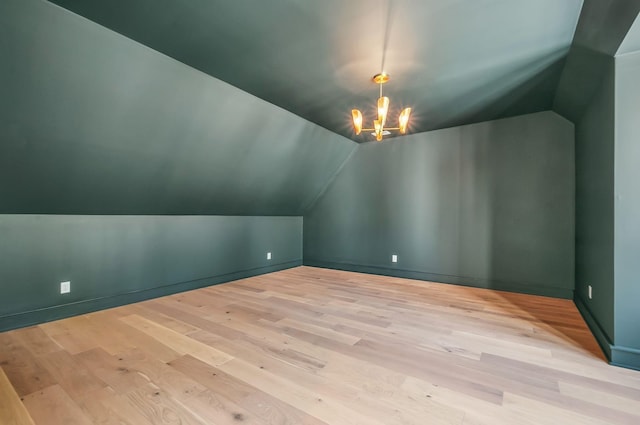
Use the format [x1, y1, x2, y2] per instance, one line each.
[304, 112, 575, 299]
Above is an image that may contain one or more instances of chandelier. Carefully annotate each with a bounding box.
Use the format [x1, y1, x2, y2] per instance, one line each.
[351, 73, 412, 141]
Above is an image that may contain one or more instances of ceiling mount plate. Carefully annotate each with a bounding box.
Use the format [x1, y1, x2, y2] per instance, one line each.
[372, 73, 390, 84]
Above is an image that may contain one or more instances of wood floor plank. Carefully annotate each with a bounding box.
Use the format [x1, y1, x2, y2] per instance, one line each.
[77, 347, 152, 395]
[558, 381, 640, 417]
[170, 354, 331, 425]
[218, 357, 390, 425]
[120, 382, 207, 425]
[76, 387, 144, 425]
[0, 333, 58, 397]
[22, 384, 93, 425]
[38, 349, 106, 400]
[1, 266, 639, 424]
[501, 392, 617, 425]
[10, 327, 62, 357]
[0, 366, 35, 425]
[101, 317, 182, 363]
[119, 314, 233, 367]
[39, 316, 102, 355]
[191, 330, 468, 425]
[273, 317, 362, 345]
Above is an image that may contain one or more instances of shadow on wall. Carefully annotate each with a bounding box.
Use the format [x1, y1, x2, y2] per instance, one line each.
[303, 111, 575, 299]
[416, 48, 570, 132]
[485, 112, 575, 296]
[457, 53, 568, 127]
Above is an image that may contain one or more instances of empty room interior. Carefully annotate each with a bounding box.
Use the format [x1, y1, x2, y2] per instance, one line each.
[2, 0, 640, 424]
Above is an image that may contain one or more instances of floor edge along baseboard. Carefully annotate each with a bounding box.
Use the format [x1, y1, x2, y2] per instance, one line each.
[573, 296, 640, 371]
[574, 296, 612, 362]
[0, 260, 301, 332]
[304, 260, 574, 299]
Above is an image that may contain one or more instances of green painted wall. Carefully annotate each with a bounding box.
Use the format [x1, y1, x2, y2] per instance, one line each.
[554, 46, 614, 124]
[0, 215, 301, 331]
[570, 48, 640, 370]
[573, 53, 616, 345]
[0, 0, 356, 215]
[0, 0, 352, 331]
[549, 0, 640, 370]
[614, 51, 640, 354]
[304, 112, 575, 298]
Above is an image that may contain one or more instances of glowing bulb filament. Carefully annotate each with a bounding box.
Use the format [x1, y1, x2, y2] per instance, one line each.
[352, 109, 363, 135]
[398, 107, 412, 134]
[374, 119, 383, 142]
[377, 96, 389, 128]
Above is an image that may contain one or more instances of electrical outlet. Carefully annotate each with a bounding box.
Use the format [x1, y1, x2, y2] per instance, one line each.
[588, 285, 592, 300]
[267, 252, 272, 260]
[391, 254, 398, 263]
[60, 281, 71, 294]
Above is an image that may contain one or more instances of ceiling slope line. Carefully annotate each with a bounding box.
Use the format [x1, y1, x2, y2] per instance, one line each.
[301, 144, 359, 216]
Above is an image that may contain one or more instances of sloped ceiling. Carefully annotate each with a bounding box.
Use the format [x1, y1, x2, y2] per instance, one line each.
[48, 0, 583, 142]
[572, 0, 640, 55]
[554, 0, 640, 122]
[0, 0, 356, 215]
[618, 13, 640, 55]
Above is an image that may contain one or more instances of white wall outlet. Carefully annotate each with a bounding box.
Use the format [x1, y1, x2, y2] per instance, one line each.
[391, 254, 398, 263]
[588, 285, 592, 300]
[267, 252, 272, 260]
[60, 281, 71, 294]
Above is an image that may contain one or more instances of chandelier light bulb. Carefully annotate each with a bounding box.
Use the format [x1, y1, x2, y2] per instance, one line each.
[399, 107, 412, 134]
[374, 119, 383, 141]
[352, 109, 363, 135]
[377, 96, 389, 128]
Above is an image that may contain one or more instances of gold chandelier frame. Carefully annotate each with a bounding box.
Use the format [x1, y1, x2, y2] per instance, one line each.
[352, 73, 412, 141]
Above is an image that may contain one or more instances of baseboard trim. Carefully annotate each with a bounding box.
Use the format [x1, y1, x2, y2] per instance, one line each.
[0, 260, 301, 332]
[574, 296, 612, 360]
[574, 296, 640, 371]
[610, 345, 640, 371]
[303, 260, 573, 299]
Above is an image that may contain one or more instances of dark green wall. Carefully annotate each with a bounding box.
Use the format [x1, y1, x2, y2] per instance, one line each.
[0, 215, 301, 331]
[573, 53, 616, 346]
[560, 3, 640, 370]
[614, 51, 640, 357]
[304, 112, 575, 298]
[0, 0, 352, 331]
[571, 48, 640, 371]
[0, 0, 356, 215]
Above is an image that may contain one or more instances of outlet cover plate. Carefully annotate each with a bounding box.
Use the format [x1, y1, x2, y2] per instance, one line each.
[60, 281, 71, 294]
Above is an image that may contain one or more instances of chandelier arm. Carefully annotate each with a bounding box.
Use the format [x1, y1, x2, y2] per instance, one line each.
[361, 127, 401, 132]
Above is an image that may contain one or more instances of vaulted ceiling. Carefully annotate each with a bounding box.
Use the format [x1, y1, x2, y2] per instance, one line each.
[0, 0, 356, 215]
[3, 0, 640, 216]
[49, 0, 584, 141]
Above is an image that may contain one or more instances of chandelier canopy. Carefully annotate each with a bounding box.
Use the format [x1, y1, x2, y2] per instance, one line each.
[352, 73, 412, 141]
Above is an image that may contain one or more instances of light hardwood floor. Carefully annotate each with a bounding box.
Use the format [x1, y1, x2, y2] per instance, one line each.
[1, 266, 639, 424]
